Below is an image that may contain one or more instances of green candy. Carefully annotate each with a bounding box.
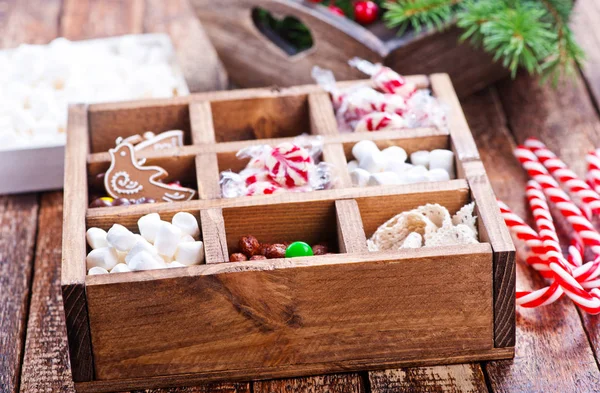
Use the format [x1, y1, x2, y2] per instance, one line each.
[285, 241, 314, 258]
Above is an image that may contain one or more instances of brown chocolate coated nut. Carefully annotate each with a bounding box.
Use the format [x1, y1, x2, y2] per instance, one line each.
[250, 255, 267, 260]
[259, 243, 272, 256]
[265, 243, 287, 259]
[230, 253, 248, 262]
[89, 198, 112, 208]
[112, 198, 131, 206]
[239, 235, 260, 257]
[312, 244, 329, 255]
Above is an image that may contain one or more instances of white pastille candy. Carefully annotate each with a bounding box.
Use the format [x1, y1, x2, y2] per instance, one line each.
[410, 150, 430, 169]
[86, 227, 108, 249]
[175, 241, 205, 266]
[350, 168, 370, 187]
[427, 168, 451, 182]
[429, 149, 455, 179]
[125, 237, 158, 264]
[86, 247, 119, 271]
[110, 263, 132, 273]
[359, 151, 388, 173]
[137, 213, 162, 243]
[168, 261, 186, 268]
[347, 160, 359, 172]
[351, 140, 380, 162]
[154, 222, 183, 258]
[381, 146, 407, 163]
[88, 266, 109, 275]
[172, 212, 200, 238]
[367, 172, 400, 186]
[128, 250, 168, 271]
[106, 224, 138, 252]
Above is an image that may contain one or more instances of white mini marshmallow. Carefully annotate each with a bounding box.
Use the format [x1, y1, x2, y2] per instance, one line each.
[154, 222, 182, 258]
[106, 224, 137, 252]
[350, 168, 371, 187]
[181, 234, 195, 243]
[352, 140, 380, 162]
[86, 247, 118, 271]
[367, 172, 401, 186]
[86, 227, 108, 249]
[175, 241, 205, 266]
[359, 151, 388, 173]
[429, 149, 455, 179]
[427, 168, 451, 182]
[137, 213, 162, 243]
[125, 237, 158, 264]
[168, 261, 186, 268]
[88, 266, 109, 275]
[128, 250, 168, 271]
[116, 250, 127, 264]
[381, 146, 407, 162]
[386, 158, 412, 175]
[403, 166, 429, 184]
[347, 160, 359, 172]
[172, 212, 200, 238]
[110, 263, 132, 273]
[410, 150, 430, 168]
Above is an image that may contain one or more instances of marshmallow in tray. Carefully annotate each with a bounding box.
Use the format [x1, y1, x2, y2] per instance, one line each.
[220, 137, 336, 198]
[0, 36, 187, 150]
[347, 140, 455, 186]
[85, 212, 204, 275]
[311, 59, 447, 133]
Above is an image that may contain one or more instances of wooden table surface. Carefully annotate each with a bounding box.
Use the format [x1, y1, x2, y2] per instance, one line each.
[3, 0, 600, 392]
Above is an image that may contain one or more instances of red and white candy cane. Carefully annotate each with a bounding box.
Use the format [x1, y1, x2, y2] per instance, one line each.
[525, 138, 600, 216]
[515, 146, 600, 254]
[586, 150, 600, 194]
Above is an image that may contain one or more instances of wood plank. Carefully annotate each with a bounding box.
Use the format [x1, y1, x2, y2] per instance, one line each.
[309, 92, 338, 137]
[0, 194, 39, 393]
[19, 193, 75, 392]
[254, 373, 365, 393]
[572, 0, 600, 111]
[462, 85, 600, 392]
[196, 154, 221, 200]
[85, 245, 493, 380]
[335, 199, 368, 253]
[143, 0, 228, 92]
[190, 102, 216, 144]
[200, 209, 229, 264]
[369, 364, 488, 393]
[61, 0, 144, 39]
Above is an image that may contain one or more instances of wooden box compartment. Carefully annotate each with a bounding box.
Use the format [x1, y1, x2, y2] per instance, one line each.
[62, 74, 515, 392]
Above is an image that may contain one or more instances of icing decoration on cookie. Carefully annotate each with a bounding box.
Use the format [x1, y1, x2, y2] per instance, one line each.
[119, 130, 184, 152]
[104, 142, 195, 203]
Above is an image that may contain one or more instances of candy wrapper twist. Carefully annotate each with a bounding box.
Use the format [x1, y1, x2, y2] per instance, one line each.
[220, 136, 336, 198]
[311, 58, 447, 133]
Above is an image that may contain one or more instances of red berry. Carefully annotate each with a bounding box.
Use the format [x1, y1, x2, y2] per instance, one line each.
[308, 0, 323, 2]
[328, 5, 345, 16]
[354, 1, 378, 25]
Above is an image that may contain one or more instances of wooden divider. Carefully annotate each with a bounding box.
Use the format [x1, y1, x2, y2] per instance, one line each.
[200, 208, 229, 263]
[335, 199, 368, 253]
[189, 101, 216, 144]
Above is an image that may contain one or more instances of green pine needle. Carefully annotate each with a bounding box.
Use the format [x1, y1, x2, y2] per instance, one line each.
[383, 0, 459, 35]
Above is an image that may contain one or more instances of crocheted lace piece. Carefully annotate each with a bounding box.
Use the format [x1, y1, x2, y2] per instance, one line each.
[367, 202, 478, 251]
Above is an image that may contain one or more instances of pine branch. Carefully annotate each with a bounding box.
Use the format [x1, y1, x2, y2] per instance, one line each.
[383, 0, 462, 35]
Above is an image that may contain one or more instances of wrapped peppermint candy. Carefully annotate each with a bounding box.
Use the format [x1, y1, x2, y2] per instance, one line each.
[348, 57, 417, 98]
[220, 136, 336, 198]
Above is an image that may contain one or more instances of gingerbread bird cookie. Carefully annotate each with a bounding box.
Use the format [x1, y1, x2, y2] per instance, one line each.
[104, 142, 196, 203]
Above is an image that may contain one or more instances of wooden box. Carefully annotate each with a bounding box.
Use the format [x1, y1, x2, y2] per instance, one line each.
[61, 74, 515, 392]
[191, 0, 508, 98]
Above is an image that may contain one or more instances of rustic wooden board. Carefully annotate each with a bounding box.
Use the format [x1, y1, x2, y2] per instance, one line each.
[85, 246, 493, 380]
[369, 364, 488, 393]
[0, 195, 39, 393]
[254, 373, 365, 393]
[462, 85, 600, 392]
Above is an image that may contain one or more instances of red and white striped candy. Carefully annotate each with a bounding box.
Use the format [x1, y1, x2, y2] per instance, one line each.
[245, 181, 283, 196]
[371, 67, 417, 98]
[265, 143, 313, 188]
[514, 146, 600, 254]
[354, 112, 405, 133]
[525, 138, 600, 215]
[586, 150, 600, 194]
[525, 181, 561, 254]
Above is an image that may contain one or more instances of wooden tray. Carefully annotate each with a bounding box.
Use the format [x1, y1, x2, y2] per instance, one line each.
[190, 0, 507, 98]
[61, 74, 515, 392]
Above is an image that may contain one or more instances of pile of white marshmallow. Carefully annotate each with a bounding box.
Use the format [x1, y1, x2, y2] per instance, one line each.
[0, 35, 187, 150]
[86, 212, 204, 275]
[348, 140, 455, 187]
